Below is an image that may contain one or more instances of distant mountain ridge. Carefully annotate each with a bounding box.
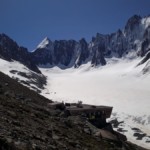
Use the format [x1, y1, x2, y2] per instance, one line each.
[32, 15, 150, 68]
[0, 15, 150, 71]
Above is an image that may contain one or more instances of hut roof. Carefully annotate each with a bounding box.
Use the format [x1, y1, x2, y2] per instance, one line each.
[66, 104, 113, 118]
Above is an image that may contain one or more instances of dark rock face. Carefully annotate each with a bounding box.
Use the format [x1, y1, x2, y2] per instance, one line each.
[31, 48, 53, 66]
[31, 38, 77, 67]
[0, 34, 41, 73]
[53, 40, 76, 66]
[124, 15, 141, 33]
[137, 51, 150, 66]
[91, 44, 106, 66]
[142, 60, 150, 74]
[75, 38, 89, 67]
[32, 15, 150, 68]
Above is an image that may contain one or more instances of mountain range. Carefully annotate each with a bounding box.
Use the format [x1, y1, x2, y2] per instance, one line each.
[0, 15, 150, 72]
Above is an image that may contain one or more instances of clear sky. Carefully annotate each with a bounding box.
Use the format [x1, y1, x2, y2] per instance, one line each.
[0, 0, 150, 51]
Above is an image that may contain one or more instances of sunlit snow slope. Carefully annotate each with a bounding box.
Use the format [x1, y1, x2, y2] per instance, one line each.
[0, 59, 46, 93]
[40, 58, 150, 149]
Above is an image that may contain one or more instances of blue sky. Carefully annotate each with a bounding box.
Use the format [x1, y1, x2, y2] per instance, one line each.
[0, 0, 150, 50]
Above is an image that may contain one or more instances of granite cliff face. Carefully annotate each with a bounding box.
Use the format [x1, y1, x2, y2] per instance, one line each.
[32, 15, 150, 68]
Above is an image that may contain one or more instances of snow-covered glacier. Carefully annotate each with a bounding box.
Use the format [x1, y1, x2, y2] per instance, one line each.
[40, 57, 150, 149]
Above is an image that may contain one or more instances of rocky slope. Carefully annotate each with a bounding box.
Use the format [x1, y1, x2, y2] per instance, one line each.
[0, 71, 147, 150]
[0, 58, 46, 93]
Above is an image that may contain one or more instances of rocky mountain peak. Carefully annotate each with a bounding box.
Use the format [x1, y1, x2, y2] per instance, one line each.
[37, 37, 52, 49]
[116, 29, 123, 36]
[79, 38, 87, 45]
[125, 15, 142, 32]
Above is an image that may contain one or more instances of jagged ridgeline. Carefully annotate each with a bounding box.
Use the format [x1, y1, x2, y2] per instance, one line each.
[0, 15, 150, 71]
[31, 15, 150, 68]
